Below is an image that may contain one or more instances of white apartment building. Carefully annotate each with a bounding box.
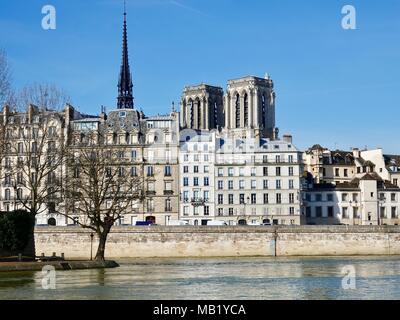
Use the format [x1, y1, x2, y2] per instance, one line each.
[303, 173, 400, 226]
[214, 131, 304, 226]
[179, 130, 216, 225]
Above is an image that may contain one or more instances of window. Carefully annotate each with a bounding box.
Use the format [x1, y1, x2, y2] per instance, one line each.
[183, 177, 189, 186]
[263, 155, 268, 163]
[218, 194, 224, 205]
[147, 182, 155, 192]
[194, 166, 199, 173]
[131, 150, 137, 160]
[344, 169, 348, 177]
[288, 155, 294, 163]
[239, 167, 244, 176]
[183, 206, 189, 216]
[16, 188, 23, 200]
[289, 180, 294, 189]
[218, 168, 223, 177]
[263, 167, 268, 176]
[316, 194, 322, 202]
[275, 155, 281, 163]
[184, 154, 189, 162]
[183, 166, 188, 173]
[289, 193, 295, 204]
[204, 206, 210, 216]
[392, 207, 397, 219]
[263, 194, 269, 204]
[335, 168, 340, 177]
[251, 167, 256, 176]
[316, 207, 322, 218]
[118, 167, 125, 177]
[228, 180, 234, 190]
[353, 207, 359, 219]
[131, 167, 137, 177]
[239, 180, 245, 189]
[204, 154, 209, 162]
[391, 194, 396, 202]
[228, 194, 234, 205]
[218, 181, 223, 190]
[276, 167, 281, 176]
[289, 167, 294, 176]
[204, 191, 209, 202]
[289, 207, 295, 215]
[183, 191, 189, 202]
[306, 207, 311, 217]
[217, 208, 223, 216]
[5, 189, 11, 201]
[251, 194, 256, 204]
[164, 182, 172, 192]
[342, 207, 348, 218]
[327, 194, 333, 202]
[165, 199, 172, 212]
[276, 194, 282, 204]
[204, 166, 209, 173]
[147, 166, 154, 176]
[263, 180, 268, 189]
[165, 166, 171, 176]
[276, 180, 281, 189]
[228, 208, 234, 216]
[228, 167, 234, 177]
[342, 193, 348, 202]
[193, 177, 199, 186]
[328, 206, 334, 217]
[204, 177, 209, 186]
[239, 194, 245, 204]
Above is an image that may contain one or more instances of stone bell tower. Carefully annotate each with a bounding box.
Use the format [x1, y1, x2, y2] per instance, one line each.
[180, 84, 224, 131]
[224, 74, 276, 139]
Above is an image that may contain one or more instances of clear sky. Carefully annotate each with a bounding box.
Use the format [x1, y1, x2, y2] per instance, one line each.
[1, 0, 399, 153]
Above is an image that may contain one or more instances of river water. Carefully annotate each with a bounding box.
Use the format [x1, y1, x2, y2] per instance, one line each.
[1, 256, 400, 300]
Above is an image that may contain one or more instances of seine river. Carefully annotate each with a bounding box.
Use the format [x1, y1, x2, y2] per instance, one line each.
[1, 256, 400, 300]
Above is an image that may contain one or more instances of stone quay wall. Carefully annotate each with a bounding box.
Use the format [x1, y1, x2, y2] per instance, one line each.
[34, 226, 400, 259]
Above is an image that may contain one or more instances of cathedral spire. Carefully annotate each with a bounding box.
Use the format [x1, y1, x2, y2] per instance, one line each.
[117, 1, 134, 109]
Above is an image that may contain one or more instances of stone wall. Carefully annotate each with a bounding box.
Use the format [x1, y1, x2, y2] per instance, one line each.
[34, 226, 400, 259]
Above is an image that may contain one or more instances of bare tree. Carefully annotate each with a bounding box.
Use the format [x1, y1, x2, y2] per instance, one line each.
[17, 83, 71, 111]
[0, 49, 13, 108]
[63, 133, 143, 261]
[4, 108, 66, 218]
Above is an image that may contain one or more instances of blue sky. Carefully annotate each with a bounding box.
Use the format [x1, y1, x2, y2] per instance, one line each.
[0, 0, 399, 153]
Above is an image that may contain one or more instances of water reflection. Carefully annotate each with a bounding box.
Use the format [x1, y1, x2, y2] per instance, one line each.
[0, 256, 400, 300]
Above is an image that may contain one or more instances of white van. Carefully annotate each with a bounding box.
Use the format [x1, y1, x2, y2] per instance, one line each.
[168, 220, 189, 226]
[207, 220, 228, 226]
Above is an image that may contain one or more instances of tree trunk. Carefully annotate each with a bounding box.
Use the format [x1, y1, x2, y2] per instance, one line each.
[94, 231, 109, 261]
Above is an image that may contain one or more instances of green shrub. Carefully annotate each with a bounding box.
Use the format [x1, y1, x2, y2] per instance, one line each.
[0, 210, 35, 253]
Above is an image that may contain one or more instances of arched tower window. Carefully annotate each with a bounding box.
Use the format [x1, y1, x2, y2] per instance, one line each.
[235, 93, 240, 128]
[195, 98, 201, 129]
[261, 93, 267, 128]
[244, 93, 249, 127]
[189, 99, 194, 128]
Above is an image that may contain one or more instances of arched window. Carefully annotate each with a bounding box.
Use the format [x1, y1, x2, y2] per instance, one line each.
[235, 93, 240, 128]
[189, 99, 194, 128]
[244, 93, 249, 127]
[48, 218, 56, 226]
[195, 98, 201, 129]
[238, 219, 247, 226]
[261, 93, 267, 128]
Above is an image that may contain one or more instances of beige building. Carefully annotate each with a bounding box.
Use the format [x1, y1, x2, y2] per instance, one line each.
[304, 173, 400, 226]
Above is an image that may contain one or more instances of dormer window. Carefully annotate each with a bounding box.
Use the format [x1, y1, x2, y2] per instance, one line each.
[119, 111, 126, 118]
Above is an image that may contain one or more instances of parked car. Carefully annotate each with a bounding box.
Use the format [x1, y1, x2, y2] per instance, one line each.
[168, 220, 189, 226]
[207, 221, 228, 226]
[135, 221, 153, 226]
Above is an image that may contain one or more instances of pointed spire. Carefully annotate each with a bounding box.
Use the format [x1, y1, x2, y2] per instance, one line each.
[117, 0, 134, 109]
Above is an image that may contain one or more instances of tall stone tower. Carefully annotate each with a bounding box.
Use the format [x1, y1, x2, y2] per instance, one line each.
[224, 75, 276, 139]
[180, 84, 224, 131]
